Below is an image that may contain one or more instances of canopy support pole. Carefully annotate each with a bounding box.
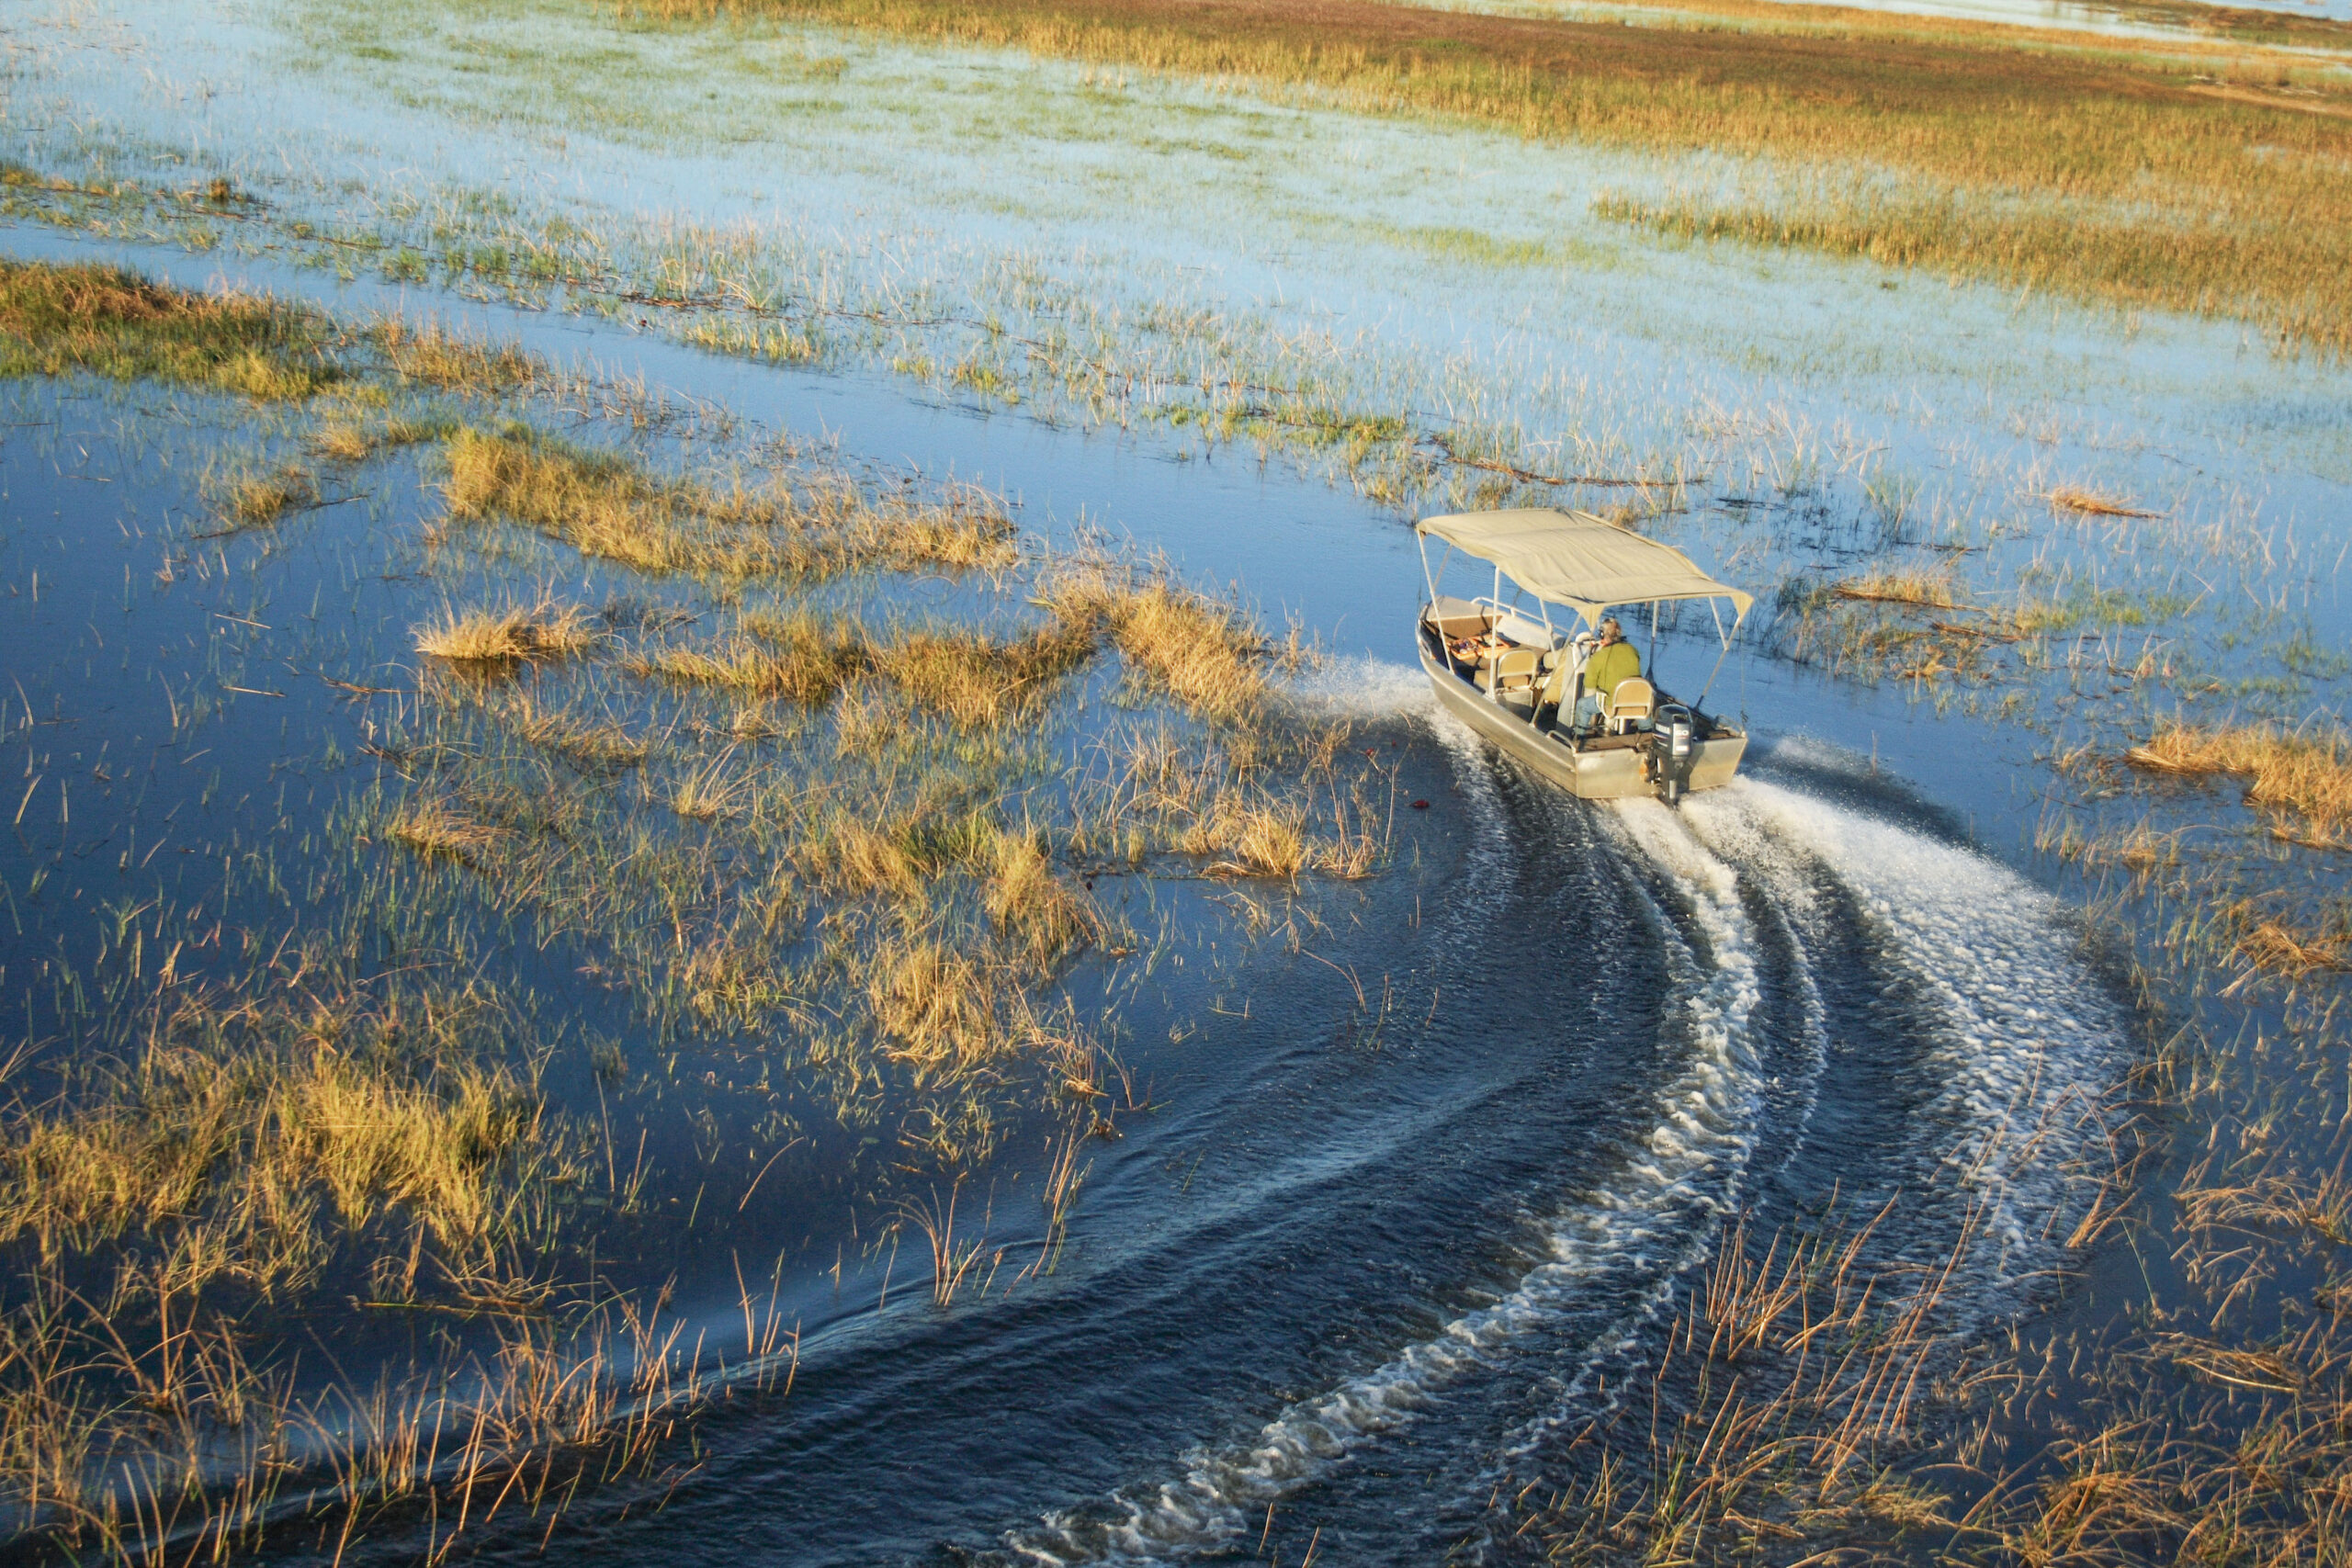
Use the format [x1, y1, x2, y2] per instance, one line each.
[1692, 604, 1748, 714]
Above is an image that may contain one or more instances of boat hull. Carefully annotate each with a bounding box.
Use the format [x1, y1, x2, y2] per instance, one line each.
[1418, 640, 1746, 800]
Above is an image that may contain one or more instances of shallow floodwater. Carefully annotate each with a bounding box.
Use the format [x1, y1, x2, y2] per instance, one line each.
[0, 223, 2169, 1564]
[4, 0, 2348, 1557]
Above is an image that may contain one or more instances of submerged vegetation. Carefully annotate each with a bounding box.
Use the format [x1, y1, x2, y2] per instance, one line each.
[634, 0, 2352, 351]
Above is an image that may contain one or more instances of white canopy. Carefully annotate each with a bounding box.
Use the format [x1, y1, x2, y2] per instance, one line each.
[1416, 509, 1753, 626]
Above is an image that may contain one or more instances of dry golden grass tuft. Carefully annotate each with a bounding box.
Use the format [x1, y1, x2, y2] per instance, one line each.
[1180, 791, 1383, 882]
[2128, 722, 2352, 844]
[376, 318, 540, 393]
[386, 798, 507, 862]
[808, 811, 926, 898]
[500, 694, 651, 772]
[1831, 569, 1960, 610]
[865, 939, 1002, 1067]
[205, 464, 318, 530]
[309, 412, 448, 463]
[983, 829, 1102, 968]
[441, 426, 1014, 582]
[310, 420, 375, 462]
[869, 619, 1099, 729]
[413, 601, 600, 664]
[739, 608, 879, 700]
[2222, 900, 2348, 976]
[1184, 796, 1310, 880]
[1043, 566, 1268, 722]
[635, 612, 1099, 725]
[661, 754, 749, 820]
[2050, 485, 2163, 518]
[630, 631, 868, 705]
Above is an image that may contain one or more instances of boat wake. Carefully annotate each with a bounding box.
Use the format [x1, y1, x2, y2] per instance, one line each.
[1694, 777, 2127, 1295]
[1278, 655, 1432, 720]
[990, 749, 2130, 1565]
[996, 783, 1772, 1564]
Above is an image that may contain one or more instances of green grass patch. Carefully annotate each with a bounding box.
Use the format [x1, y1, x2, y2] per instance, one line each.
[0, 258, 337, 398]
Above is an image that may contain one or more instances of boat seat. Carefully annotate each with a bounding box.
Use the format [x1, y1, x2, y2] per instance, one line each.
[1535, 649, 1572, 709]
[1489, 647, 1542, 694]
[1604, 678, 1656, 734]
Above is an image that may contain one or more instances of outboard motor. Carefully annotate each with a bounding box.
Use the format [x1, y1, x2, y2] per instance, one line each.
[1650, 704, 1699, 805]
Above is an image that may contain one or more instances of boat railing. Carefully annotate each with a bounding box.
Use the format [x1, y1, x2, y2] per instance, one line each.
[1463, 595, 1556, 643]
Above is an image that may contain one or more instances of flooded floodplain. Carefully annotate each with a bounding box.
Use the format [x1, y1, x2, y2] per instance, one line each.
[1, 0, 2349, 1562]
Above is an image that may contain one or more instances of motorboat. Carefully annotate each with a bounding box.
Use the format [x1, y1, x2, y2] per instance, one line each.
[1414, 508, 1752, 804]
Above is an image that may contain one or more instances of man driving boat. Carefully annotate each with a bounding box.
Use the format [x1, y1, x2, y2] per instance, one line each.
[1575, 616, 1641, 728]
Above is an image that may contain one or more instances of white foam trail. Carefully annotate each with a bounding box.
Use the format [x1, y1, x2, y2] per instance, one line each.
[1280, 655, 1431, 720]
[1004, 797, 1768, 1565]
[1483, 800, 1777, 1454]
[1728, 778, 2127, 1280]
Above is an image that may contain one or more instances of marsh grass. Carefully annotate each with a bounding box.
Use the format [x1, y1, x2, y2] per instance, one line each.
[650, 0, 2352, 351]
[1042, 564, 1273, 722]
[0, 257, 1399, 1565]
[1831, 568, 1959, 610]
[635, 607, 1101, 725]
[658, 750, 752, 820]
[415, 599, 603, 664]
[0, 980, 570, 1285]
[201, 462, 319, 532]
[2222, 900, 2348, 976]
[1600, 186, 2352, 356]
[865, 938, 1004, 1068]
[2049, 485, 2162, 519]
[1531, 1207, 1982, 1561]
[983, 829, 1103, 969]
[632, 610, 871, 704]
[309, 410, 451, 463]
[869, 618, 1100, 729]
[386, 798, 509, 862]
[376, 318, 541, 393]
[1776, 566, 2203, 689]
[441, 425, 1016, 581]
[1776, 577, 1997, 684]
[2129, 722, 2352, 846]
[0, 259, 334, 398]
[1069, 719, 1389, 882]
[498, 693, 653, 772]
[1532, 1156, 2352, 1564]
[1951, 1130, 2352, 1565]
[0, 951, 698, 1561]
[0, 264, 1405, 1556]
